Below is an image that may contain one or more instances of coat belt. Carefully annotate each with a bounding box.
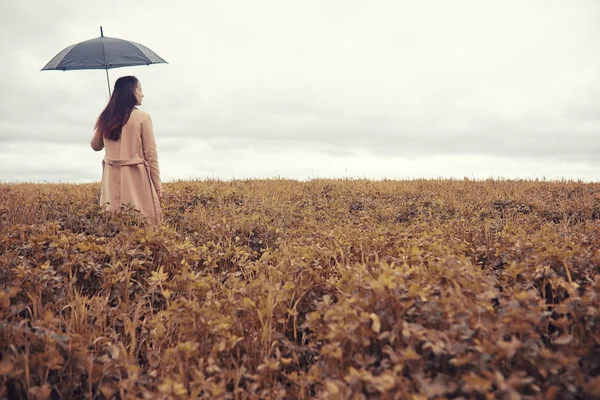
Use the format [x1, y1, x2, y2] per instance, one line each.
[103, 157, 148, 167]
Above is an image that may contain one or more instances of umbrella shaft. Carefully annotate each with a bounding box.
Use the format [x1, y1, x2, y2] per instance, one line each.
[105, 69, 111, 97]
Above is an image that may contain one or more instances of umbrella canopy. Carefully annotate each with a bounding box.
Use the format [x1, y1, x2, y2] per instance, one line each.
[41, 27, 167, 95]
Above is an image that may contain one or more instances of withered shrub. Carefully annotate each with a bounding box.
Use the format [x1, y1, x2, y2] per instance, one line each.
[0, 179, 599, 399]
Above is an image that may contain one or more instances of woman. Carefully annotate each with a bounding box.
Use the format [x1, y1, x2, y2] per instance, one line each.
[90, 76, 163, 225]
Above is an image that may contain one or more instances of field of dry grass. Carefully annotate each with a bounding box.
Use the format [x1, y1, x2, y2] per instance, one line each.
[0, 178, 599, 399]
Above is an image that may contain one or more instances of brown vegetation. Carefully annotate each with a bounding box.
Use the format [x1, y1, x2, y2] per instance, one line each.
[0, 178, 599, 399]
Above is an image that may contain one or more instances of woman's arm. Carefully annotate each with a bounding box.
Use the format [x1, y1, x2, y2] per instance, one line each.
[90, 129, 104, 151]
[141, 113, 162, 194]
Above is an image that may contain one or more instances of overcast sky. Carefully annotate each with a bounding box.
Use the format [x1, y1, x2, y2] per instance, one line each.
[1, 0, 599, 183]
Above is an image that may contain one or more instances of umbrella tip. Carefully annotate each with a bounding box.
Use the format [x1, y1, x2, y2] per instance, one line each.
[100, 26, 104, 37]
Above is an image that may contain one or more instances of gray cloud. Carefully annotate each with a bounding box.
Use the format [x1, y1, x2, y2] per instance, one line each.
[1, 0, 600, 182]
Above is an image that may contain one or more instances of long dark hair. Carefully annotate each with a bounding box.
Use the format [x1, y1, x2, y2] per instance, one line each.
[95, 76, 139, 141]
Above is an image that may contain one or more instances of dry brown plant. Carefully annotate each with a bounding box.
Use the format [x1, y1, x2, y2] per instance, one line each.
[0, 178, 599, 399]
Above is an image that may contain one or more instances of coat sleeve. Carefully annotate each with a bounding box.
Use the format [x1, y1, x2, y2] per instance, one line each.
[141, 114, 162, 191]
[90, 129, 104, 151]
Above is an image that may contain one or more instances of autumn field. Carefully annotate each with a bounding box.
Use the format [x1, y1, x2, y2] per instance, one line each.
[0, 178, 599, 399]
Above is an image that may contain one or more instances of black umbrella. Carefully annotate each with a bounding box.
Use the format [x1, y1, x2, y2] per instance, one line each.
[41, 27, 167, 96]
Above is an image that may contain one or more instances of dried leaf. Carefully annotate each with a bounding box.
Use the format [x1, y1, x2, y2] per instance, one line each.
[28, 384, 51, 400]
[552, 334, 573, 345]
[370, 313, 381, 333]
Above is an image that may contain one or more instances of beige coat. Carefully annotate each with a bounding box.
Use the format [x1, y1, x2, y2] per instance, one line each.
[91, 109, 162, 225]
